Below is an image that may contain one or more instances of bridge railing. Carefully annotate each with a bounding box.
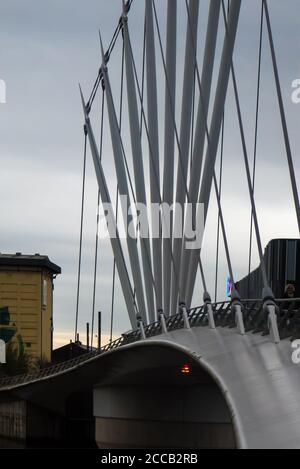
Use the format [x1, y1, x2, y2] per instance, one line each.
[1, 298, 300, 388]
[209, 298, 300, 340]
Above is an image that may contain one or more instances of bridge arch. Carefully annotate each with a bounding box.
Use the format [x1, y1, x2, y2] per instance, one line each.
[93, 341, 241, 449]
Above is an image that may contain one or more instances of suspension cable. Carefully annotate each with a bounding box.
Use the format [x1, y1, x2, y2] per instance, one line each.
[87, 0, 135, 113]
[106, 38, 143, 337]
[199, 260, 208, 295]
[221, 0, 271, 294]
[91, 85, 105, 349]
[109, 195, 118, 343]
[152, 0, 209, 295]
[136, 15, 151, 300]
[124, 14, 182, 296]
[214, 1, 229, 303]
[121, 21, 159, 310]
[214, 117, 225, 303]
[110, 41, 125, 342]
[97, 32, 140, 210]
[184, 0, 237, 294]
[152, 0, 192, 204]
[74, 126, 88, 342]
[101, 24, 159, 324]
[140, 15, 147, 136]
[190, 64, 196, 172]
[263, 0, 300, 233]
[213, 173, 235, 285]
[107, 30, 156, 330]
[190, 65, 203, 298]
[248, 1, 264, 297]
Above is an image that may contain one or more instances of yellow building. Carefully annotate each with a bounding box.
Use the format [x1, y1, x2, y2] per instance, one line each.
[0, 253, 61, 363]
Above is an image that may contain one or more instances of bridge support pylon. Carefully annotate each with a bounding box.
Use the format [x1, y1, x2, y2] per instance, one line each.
[263, 287, 280, 344]
[203, 292, 215, 330]
[231, 290, 245, 336]
[137, 315, 146, 340]
[159, 310, 168, 335]
[179, 303, 191, 329]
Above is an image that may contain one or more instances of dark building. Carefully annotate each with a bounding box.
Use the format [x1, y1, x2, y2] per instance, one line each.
[236, 239, 300, 299]
[52, 342, 97, 364]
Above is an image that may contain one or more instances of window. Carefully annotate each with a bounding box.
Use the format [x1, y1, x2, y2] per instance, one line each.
[42, 279, 48, 308]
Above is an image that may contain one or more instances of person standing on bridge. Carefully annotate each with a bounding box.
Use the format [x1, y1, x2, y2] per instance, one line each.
[281, 283, 296, 318]
[284, 283, 296, 299]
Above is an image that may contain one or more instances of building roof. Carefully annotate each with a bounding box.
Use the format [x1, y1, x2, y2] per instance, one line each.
[0, 253, 61, 274]
[52, 342, 97, 364]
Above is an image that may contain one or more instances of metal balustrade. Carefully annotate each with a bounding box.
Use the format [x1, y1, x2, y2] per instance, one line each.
[0, 298, 300, 389]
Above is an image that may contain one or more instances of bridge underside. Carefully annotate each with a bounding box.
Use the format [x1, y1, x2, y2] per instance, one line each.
[93, 326, 300, 449]
[1, 325, 300, 449]
[94, 346, 236, 449]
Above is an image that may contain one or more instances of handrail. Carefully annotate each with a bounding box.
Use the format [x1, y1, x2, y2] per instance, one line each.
[0, 298, 300, 388]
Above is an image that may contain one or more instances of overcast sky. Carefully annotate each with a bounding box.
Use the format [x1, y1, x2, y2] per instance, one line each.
[0, 0, 299, 348]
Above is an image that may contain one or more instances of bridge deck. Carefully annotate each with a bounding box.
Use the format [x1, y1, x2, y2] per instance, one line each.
[146, 327, 300, 449]
[0, 300, 300, 448]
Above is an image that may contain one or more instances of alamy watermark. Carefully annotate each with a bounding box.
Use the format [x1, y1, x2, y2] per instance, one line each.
[98, 196, 205, 250]
[291, 79, 300, 104]
[291, 340, 300, 365]
[0, 79, 6, 104]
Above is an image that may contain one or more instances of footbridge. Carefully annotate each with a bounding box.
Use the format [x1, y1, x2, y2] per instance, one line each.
[1, 0, 300, 450]
[1, 299, 300, 449]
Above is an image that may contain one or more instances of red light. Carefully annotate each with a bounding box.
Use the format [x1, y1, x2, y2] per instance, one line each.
[181, 364, 191, 374]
